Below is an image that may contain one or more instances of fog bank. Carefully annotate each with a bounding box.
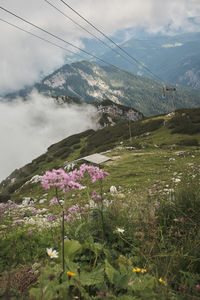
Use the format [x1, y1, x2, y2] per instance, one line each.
[0, 91, 97, 181]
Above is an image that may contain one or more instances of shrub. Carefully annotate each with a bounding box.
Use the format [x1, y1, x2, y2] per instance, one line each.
[0, 194, 10, 202]
[178, 138, 199, 146]
[167, 109, 200, 135]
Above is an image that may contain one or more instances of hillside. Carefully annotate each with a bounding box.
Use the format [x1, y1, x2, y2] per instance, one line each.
[1, 107, 199, 202]
[1, 107, 200, 299]
[101, 32, 200, 88]
[5, 61, 200, 116]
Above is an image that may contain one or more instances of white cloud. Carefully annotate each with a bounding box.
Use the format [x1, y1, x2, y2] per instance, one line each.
[0, 91, 98, 181]
[162, 42, 183, 48]
[0, 0, 199, 95]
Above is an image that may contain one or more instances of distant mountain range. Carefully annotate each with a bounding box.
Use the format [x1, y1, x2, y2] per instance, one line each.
[100, 32, 200, 88]
[5, 60, 200, 116]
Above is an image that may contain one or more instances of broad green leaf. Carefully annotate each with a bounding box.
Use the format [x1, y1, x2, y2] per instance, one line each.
[114, 273, 130, 289]
[64, 239, 82, 261]
[80, 265, 104, 286]
[75, 222, 86, 238]
[105, 259, 119, 284]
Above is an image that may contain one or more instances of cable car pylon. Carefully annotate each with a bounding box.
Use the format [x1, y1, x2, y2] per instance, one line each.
[162, 84, 176, 112]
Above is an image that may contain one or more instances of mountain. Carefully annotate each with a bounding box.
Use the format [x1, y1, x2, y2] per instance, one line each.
[6, 60, 200, 116]
[0, 99, 143, 189]
[0, 107, 200, 202]
[53, 97, 144, 126]
[101, 32, 200, 88]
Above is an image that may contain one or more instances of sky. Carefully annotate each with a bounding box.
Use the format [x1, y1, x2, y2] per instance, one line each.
[0, 0, 200, 95]
[0, 0, 200, 182]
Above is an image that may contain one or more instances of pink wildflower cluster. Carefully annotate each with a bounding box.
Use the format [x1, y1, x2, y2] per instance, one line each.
[49, 197, 58, 206]
[47, 214, 58, 222]
[0, 201, 20, 221]
[97, 291, 110, 297]
[79, 164, 110, 183]
[196, 284, 200, 291]
[41, 169, 82, 192]
[41, 165, 109, 193]
[64, 205, 85, 223]
[92, 191, 101, 200]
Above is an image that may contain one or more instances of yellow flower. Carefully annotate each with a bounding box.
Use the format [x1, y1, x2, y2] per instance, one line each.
[67, 271, 76, 277]
[133, 267, 147, 273]
[141, 268, 147, 273]
[159, 277, 167, 286]
[133, 268, 141, 273]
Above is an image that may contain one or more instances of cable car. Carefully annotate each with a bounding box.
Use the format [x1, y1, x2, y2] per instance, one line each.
[162, 85, 166, 99]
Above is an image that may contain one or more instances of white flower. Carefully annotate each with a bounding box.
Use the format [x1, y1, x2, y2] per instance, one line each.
[46, 248, 58, 259]
[116, 227, 125, 234]
[110, 185, 117, 194]
[172, 178, 181, 183]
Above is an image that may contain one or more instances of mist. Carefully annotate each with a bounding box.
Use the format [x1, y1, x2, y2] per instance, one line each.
[0, 91, 98, 182]
[0, 0, 199, 96]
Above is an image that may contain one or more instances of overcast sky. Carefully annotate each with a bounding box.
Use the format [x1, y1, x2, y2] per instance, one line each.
[0, 0, 200, 95]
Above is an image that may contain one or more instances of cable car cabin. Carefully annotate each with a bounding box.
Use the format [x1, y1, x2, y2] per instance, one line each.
[162, 85, 176, 99]
[166, 86, 176, 91]
[162, 85, 166, 99]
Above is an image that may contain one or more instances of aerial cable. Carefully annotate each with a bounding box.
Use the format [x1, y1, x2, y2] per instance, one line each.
[44, 0, 135, 67]
[0, 6, 117, 68]
[58, 0, 164, 83]
[0, 19, 101, 103]
[0, 5, 152, 80]
[0, 18, 87, 61]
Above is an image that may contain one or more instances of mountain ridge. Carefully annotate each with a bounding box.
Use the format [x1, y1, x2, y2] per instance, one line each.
[4, 60, 200, 116]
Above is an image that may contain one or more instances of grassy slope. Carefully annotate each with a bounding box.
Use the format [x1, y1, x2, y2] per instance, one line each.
[0, 108, 200, 299]
[1, 107, 199, 204]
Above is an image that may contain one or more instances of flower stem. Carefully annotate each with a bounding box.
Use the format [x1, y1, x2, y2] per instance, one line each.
[55, 187, 65, 280]
[99, 179, 105, 243]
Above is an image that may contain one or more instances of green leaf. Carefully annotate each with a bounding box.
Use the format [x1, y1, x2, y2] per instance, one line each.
[64, 239, 82, 261]
[80, 265, 104, 286]
[117, 296, 136, 300]
[75, 222, 86, 238]
[105, 259, 119, 284]
[114, 273, 130, 289]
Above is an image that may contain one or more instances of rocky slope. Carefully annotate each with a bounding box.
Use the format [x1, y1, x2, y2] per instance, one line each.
[5, 60, 200, 116]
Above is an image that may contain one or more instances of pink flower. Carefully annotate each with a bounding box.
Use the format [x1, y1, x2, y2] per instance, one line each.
[196, 284, 200, 291]
[68, 205, 80, 213]
[64, 214, 74, 222]
[49, 197, 58, 206]
[79, 164, 110, 183]
[92, 191, 101, 200]
[47, 215, 57, 222]
[31, 208, 38, 214]
[41, 169, 83, 193]
[98, 291, 104, 296]
[19, 212, 25, 217]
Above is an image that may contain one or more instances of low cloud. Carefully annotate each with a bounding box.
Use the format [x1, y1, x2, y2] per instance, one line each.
[0, 91, 98, 182]
[0, 0, 199, 95]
